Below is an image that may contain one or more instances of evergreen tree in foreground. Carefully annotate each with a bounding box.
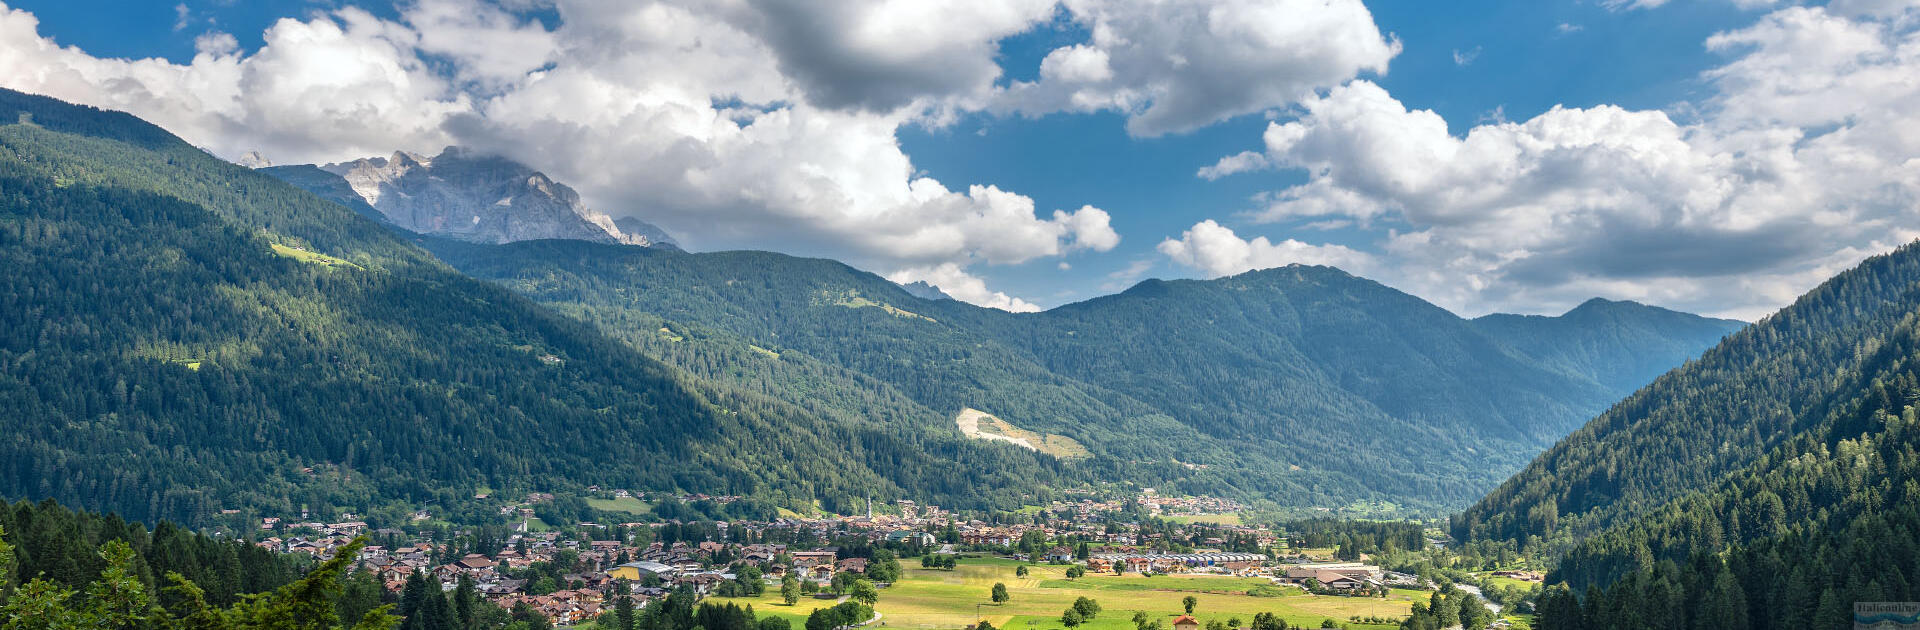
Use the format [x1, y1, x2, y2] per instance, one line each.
[0, 530, 399, 630]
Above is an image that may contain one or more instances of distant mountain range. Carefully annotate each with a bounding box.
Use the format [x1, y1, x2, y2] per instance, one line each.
[419, 236, 1743, 512]
[259, 148, 675, 249]
[0, 88, 1747, 527]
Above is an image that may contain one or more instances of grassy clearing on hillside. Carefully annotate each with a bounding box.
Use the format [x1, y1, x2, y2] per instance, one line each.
[270, 243, 362, 269]
[588, 496, 653, 517]
[822, 289, 938, 322]
[711, 557, 1411, 630]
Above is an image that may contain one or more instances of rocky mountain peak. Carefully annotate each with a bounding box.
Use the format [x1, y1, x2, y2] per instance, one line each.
[899, 280, 953, 301]
[235, 150, 272, 169]
[313, 147, 673, 248]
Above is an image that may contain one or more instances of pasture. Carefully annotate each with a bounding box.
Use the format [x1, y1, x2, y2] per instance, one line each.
[270, 243, 361, 269]
[589, 496, 654, 517]
[711, 557, 1415, 630]
[1158, 514, 1244, 526]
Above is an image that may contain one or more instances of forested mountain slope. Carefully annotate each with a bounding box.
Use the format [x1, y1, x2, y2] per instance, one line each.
[1021, 269, 1623, 445]
[416, 237, 1744, 512]
[422, 239, 1257, 503]
[0, 88, 1073, 526]
[1472, 298, 1745, 392]
[1454, 241, 1920, 601]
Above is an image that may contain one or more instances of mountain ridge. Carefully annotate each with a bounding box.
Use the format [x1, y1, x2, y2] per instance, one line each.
[284, 147, 675, 249]
[1452, 242, 1920, 630]
[0, 87, 1071, 526]
[1454, 238, 1920, 585]
[0, 87, 1750, 524]
[421, 238, 1745, 512]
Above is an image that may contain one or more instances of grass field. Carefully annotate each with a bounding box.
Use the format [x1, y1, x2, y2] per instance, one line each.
[711, 557, 1413, 630]
[1159, 514, 1243, 526]
[831, 292, 938, 323]
[1477, 575, 1538, 591]
[589, 496, 654, 517]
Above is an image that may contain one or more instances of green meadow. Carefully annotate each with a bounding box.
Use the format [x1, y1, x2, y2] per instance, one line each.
[713, 557, 1414, 630]
[269, 243, 362, 269]
[1158, 513, 1244, 526]
[588, 496, 654, 517]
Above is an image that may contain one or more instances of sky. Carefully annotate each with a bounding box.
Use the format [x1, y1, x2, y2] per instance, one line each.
[0, 0, 1916, 320]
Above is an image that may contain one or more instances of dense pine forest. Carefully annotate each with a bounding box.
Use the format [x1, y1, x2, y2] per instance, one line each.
[0, 498, 606, 630]
[0, 499, 306, 608]
[1453, 242, 1920, 626]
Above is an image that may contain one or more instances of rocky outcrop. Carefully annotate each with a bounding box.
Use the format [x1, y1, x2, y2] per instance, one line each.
[257, 164, 389, 224]
[315, 147, 671, 247]
[614, 216, 677, 249]
[236, 150, 273, 169]
[898, 281, 953, 301]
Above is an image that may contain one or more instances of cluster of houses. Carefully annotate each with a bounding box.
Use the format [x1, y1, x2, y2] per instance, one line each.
[343, 537, 751, 624]
[1085, 552, 1269, 575]
[246, 489, 1264, 557]
[1133, 493, 1249, 518]
[1272, 562, 1423, 591]
[237, 491, 1404, 625]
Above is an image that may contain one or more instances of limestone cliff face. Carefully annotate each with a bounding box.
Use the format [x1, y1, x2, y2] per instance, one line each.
[614, 216, 678, 249]
[898, 281, 953, 301]
[319, 147, 671, 247]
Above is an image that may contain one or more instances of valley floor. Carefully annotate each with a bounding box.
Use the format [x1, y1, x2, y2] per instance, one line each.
[718, 557, 1423, 630]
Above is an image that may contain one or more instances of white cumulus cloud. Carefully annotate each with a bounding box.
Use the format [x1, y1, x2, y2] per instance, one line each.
[1157, 220, 1375, 279]
[0, 0, 1141, 312]
[994, 0, 1399, 137]
[1178, 4, 1920, 319]
[889, 263, 1043, 313]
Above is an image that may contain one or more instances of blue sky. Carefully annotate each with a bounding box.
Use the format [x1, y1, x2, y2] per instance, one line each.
[3, 0, 1915, 319]
[899, 0, 1760, 303]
